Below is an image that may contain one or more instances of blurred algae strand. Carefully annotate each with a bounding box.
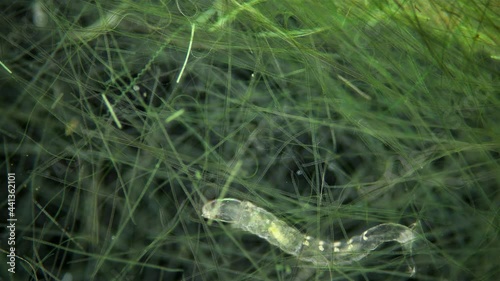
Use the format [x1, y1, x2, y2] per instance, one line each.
[202, 198, 418, 275]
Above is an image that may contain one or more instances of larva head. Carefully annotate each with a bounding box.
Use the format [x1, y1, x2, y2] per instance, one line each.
[201, 198, 242, 223]
[201, 200, 219, 219]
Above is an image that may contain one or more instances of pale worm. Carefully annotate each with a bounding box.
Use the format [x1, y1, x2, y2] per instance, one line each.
[202, 198, 418, 275]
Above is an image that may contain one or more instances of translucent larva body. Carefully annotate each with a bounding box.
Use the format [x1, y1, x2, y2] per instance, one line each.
[202, 198, 418, 274]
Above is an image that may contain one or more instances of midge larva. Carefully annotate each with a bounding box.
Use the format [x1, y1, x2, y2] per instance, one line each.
[202, 198, 419, 275]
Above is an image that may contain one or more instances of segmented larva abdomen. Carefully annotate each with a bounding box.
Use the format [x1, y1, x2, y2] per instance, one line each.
[298, 223, 416, 266]
[202, 198, 417, 274]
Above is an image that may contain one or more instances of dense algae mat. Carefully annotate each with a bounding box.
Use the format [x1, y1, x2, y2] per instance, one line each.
[0, 1, 498, 280]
